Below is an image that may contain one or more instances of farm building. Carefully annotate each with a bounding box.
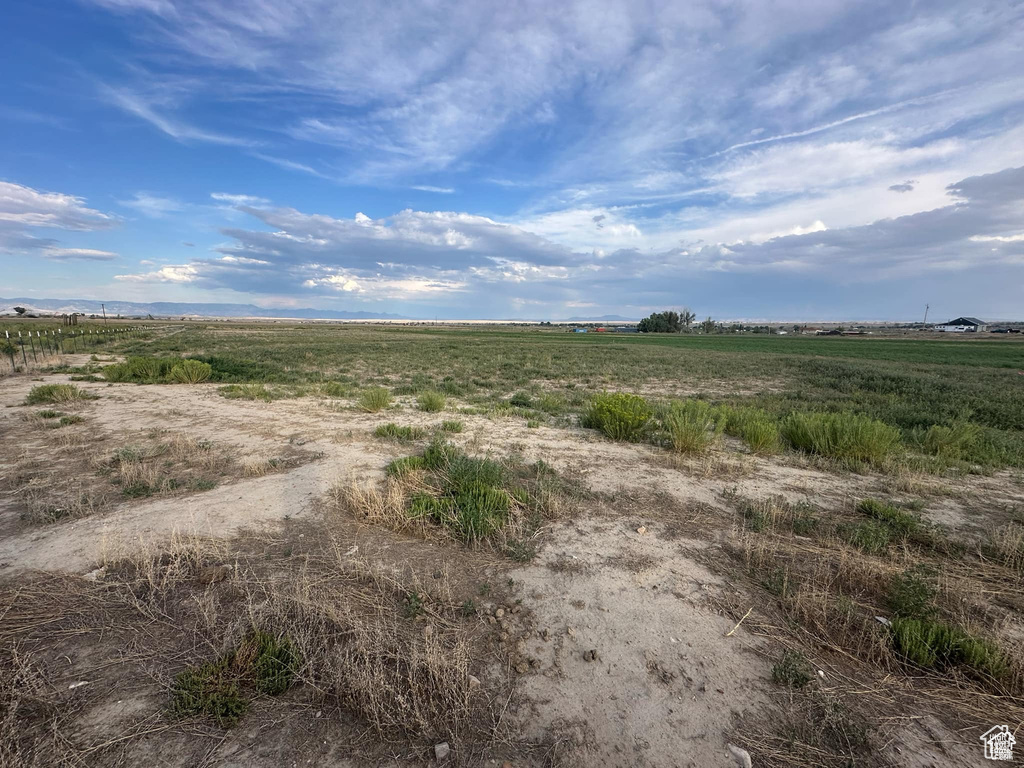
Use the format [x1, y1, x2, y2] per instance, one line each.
[935, 316, 987, 333]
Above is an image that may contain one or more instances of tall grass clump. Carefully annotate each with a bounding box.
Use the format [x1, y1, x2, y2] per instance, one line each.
[857, 498, 920, 537]
[358, 387, 393, 413]
[581, 392, 653, 441]
[417, 390, 446, 412]
[170, 359, 212, 384]
[723, 406, 782, 454]
[24, 384, 94, 405]
[888, 618, 1005, 679]
[660, 400, 724, 454]
[374, 423, 426, 441]
[781, 411, 901, 465]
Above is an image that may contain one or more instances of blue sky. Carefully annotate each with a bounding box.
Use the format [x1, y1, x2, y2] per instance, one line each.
[2, 0, 1023, 320]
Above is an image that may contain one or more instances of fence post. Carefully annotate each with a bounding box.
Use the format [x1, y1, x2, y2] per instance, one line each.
[4, 331, 14, 372]
[18, 332, 27, 366]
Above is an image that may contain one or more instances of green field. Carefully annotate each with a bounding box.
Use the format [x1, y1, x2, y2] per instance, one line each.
[94, 323, 1022, 471]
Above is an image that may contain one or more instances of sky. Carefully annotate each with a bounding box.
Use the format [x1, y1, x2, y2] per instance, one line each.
[1, 0, 1023, 321]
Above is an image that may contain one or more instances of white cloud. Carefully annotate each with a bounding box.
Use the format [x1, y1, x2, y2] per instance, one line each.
[120, 192, 184, 218]
[0, 181, 120, 261]
[210, 192, 270, 206]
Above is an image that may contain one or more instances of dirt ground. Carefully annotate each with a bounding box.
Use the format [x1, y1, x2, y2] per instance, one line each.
[2, 363, 1021, 767]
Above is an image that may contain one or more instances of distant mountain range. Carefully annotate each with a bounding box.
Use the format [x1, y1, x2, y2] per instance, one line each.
[0, 297, 411, 320]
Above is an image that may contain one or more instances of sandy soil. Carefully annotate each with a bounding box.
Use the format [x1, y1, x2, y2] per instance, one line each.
[2, 368, 1022, 767]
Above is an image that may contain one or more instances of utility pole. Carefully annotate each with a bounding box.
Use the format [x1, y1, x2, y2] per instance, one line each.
[102, 303, 108, 326]
[922, 304, 929, 327]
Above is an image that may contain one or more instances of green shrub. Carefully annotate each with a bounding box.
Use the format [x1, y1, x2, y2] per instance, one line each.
[509, 391, 532, 408]
[889, 618, 1005, 678]
[661, 400, 723, 454]
[887, 566, 937, 620]
[37, 410, 61, 419]
[386, 455, 427, 477]
[171, 661, 249, 726]
[171, 631, 298, 726]
[359, 387, 393, 413]
[857, 498, 920, 537]
[417, 390, 446, 412]
[318, 381, 351, 398]
[723, 406, 783, 454]
[440, 420, 464, 433]
[921, 422, 982, 460]
[102, 363, 132, 382]
[170, 359, 212, 384]
[771, 650, 813, 688]
[58, 414, 84, 426]
[842, 520, 890, 554]
[374, 423, 426, 441]
[25, 384, 93, 405]
[395, 441, 530, 544]
[781, 411, 901, 465]
[581, 392, 653, 441]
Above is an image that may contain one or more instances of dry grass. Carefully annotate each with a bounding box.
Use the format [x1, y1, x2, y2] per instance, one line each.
[716, 491, 1024, 765]
[0, 520, 529, 766]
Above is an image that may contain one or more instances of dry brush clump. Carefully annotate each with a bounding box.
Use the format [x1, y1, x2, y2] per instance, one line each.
[326, 440, 569, 559]
[721, 491, 1024, 764]
[1, 532, 508, 760]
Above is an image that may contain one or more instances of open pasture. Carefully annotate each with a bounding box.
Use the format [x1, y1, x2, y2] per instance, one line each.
[1, 321, 1023, 767]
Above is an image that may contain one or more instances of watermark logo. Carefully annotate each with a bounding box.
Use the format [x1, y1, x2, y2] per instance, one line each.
[980, 725, 1015, 761]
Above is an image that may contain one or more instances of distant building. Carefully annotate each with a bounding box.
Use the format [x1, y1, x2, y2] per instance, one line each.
[935, 316, 987, 333]
[614, 327, 639, 333]
[573, 328, 588, 333]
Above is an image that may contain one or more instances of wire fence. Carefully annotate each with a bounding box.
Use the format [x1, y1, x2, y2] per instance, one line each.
[2, 326, 145, 373]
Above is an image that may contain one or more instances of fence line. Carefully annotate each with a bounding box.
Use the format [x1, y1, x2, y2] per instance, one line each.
[2, 326, 145, 373]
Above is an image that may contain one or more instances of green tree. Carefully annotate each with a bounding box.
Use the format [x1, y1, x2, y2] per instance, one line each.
[638, 310, 682, 333]
[700, 316, 715, 333]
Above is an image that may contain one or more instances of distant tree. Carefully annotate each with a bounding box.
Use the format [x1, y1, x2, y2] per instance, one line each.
[682, 309, 696, 329]
[13, 306, 26, 315]
[638, 310, 682, 333]
[700, 316, 715, 333]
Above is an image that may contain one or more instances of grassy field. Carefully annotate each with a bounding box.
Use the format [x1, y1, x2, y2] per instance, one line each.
[110, 323, 1024, 470]
[3, 320, 1024, 766]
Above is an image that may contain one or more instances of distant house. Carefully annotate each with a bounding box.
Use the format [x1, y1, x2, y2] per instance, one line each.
[935, 316, 987, 333]
[573, 328, 588, 333]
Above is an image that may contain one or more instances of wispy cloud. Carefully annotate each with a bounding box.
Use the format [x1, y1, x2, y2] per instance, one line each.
[119, 192, 184, 218]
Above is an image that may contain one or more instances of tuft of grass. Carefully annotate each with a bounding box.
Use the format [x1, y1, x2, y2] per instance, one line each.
[170, 359, 212, 384]
[781, 411, 901, 466]
[358, 387, 393, 413]
[581, 392, 653, 441]
[660, 399, 723, 454]
[318, 381, 351, 398]
[723, 406, 783, 454]
[374, 423, 426, 441]
[887, 566, 937, 620]
[37, 410, 61, 419]
[219, 383, 281, 401]
[841, 519, 890, 554]
[25, 384, 94, 405]
[888, 618, 1005, 678]
[417, 390, 446, 412]
[385, 455, 427, 477]
[856, 498, 920, 537]
[772, 650, 814, 688]
[58, 414, 84, 426]
[440, 420, 464, 433]
[171, 631, 299, 726]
